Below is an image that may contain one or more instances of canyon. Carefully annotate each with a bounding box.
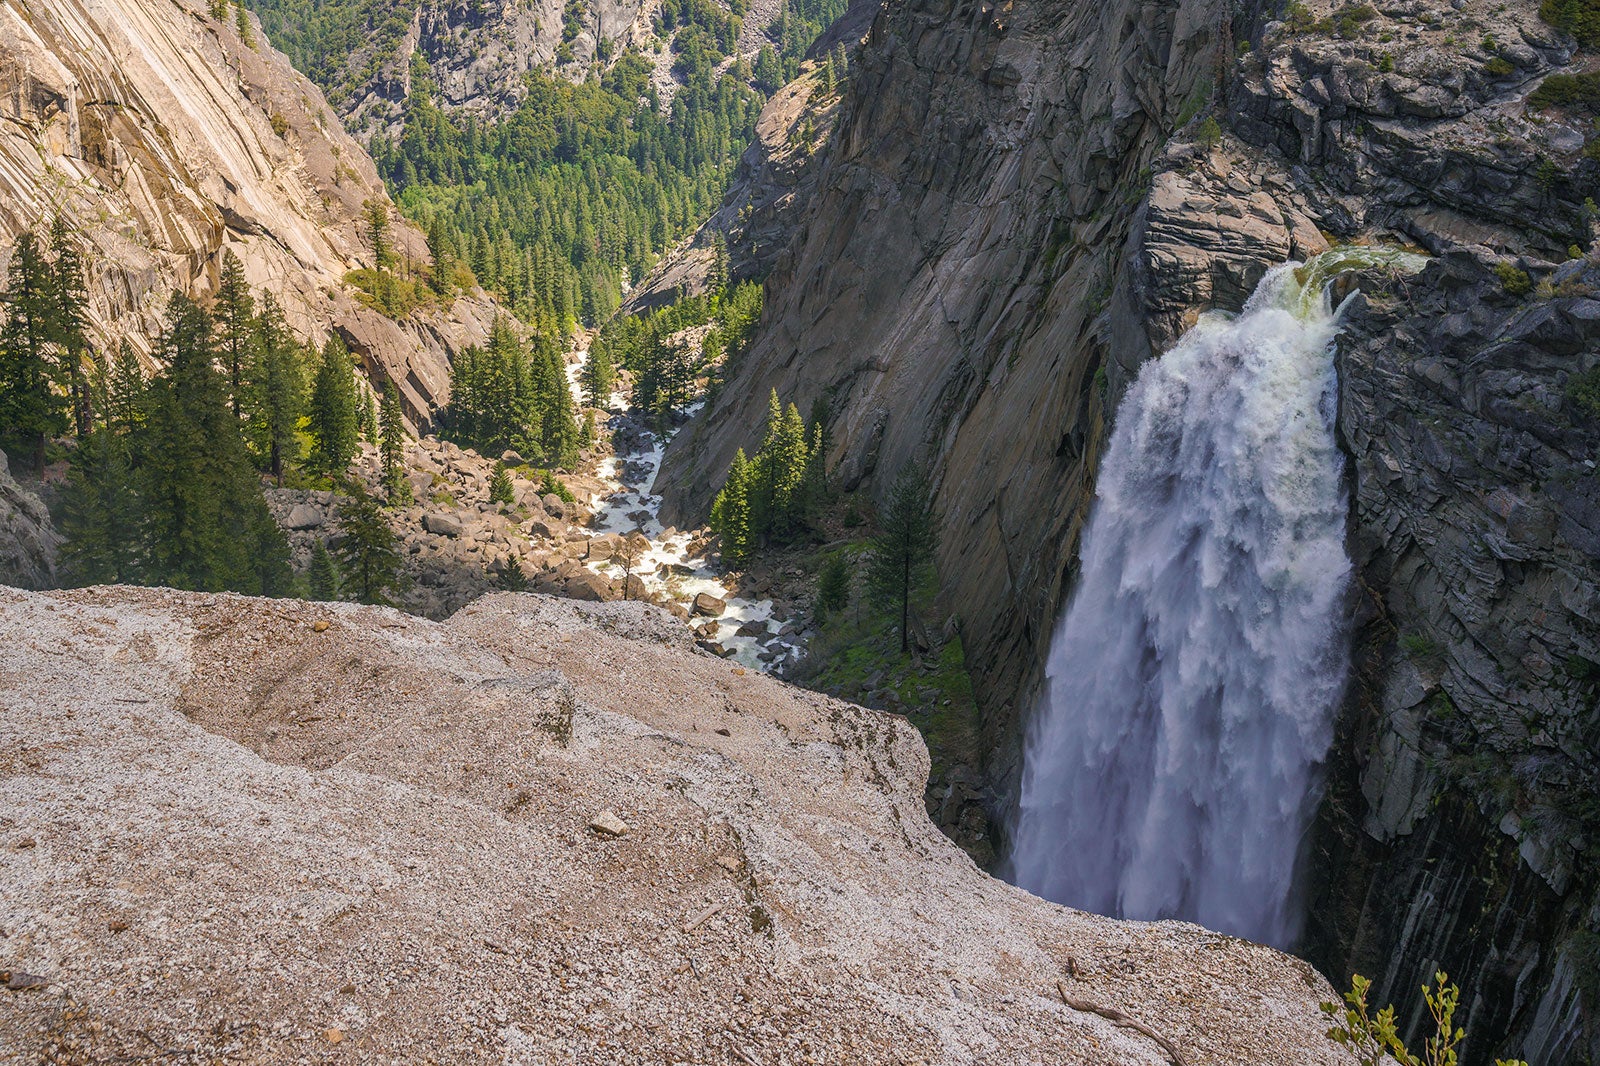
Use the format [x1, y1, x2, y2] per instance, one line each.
[656, 0, 1600, 1060]
[0, 0, 1596, 1059]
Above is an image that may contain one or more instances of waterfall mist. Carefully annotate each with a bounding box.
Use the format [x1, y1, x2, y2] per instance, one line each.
[1007, 256, 1417, 947]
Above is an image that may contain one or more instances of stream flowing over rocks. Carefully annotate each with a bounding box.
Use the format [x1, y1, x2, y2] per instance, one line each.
[570, 355, 812, 670]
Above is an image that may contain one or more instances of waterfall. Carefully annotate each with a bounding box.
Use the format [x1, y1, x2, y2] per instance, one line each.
[1008, 249, 1426, 948]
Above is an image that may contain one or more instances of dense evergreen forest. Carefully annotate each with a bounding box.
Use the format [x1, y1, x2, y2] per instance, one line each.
[242, 0, 849, 339]
[0, 228, 584, 602]
[585, 278, 762, 421]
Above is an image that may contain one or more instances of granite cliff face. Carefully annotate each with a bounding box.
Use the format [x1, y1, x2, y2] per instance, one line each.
[0, 0, 494, 425]
[657, 0, 1600, 1058]
[0, 585, 1349, 1065]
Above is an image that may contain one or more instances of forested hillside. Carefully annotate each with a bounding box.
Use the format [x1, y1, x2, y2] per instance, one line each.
[243, 0, 851, 340]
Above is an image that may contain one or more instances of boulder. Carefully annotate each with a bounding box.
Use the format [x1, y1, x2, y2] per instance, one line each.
[692, 593, 727, 617]
[736, 619, 770, 638]
[586, 533, 625, 559]
[564, 570, 615, 602]
[285, 503, 324, 530]
[422, 513, 464, 537]
[542, 493, 568, 518]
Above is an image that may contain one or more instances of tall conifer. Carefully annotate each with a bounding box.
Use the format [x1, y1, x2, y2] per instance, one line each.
[866, 463, 939, 653]
[213, 250, 255, 421]
[379, 379, 411, 505]
[135, 294, 290, 594]
[307, 337, 360, 479]
[48, 218, 91, 437]
[0, 232, 66, 472]
[246, 294, 305, 485]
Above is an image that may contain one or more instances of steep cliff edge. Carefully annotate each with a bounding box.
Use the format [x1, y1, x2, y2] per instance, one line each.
[655, 0, 1600, 1058]
[0, 0, 494, 422]
[0, 586, 1347, 1065]
[658, 0, 1265, 780]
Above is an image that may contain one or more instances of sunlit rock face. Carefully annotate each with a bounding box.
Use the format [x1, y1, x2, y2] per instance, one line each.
[0, 0, 494, 425]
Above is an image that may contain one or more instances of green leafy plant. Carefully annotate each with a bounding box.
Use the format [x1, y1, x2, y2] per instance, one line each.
[1321, 972, 1530, 1066]
[1529, 71, 1600, 113]
[1495, 261, 1533, 295]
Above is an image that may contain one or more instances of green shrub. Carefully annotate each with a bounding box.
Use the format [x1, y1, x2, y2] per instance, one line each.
[1529, 71, 1600, 113]
[1322, 972, 1530, 1066]
[1495, 261, 1533, 295]
[1329, 3, 1379, 36]
[1400, 632, 1440, 659]
[1485, 56, 1515, 77]
[1540, 0, 1600, 48]
[1379, 52, 1395, 72]
[540, 470, 576, 503]
[1197, 116, 1223, 147]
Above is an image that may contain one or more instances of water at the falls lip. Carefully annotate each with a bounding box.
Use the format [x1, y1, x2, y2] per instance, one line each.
[566, 358, 802, 672]
[1006, 248, 1428, 949]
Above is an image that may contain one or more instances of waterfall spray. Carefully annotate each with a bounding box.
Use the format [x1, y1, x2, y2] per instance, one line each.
[1008, 248, 1426, 948]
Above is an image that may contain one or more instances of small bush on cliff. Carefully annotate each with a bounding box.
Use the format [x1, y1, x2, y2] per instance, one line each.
[1494, 261, 1533, 295]
[1322, 971, 1530, 1066]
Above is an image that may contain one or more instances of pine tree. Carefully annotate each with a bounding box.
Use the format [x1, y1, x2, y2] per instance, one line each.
[750, 392, 809, 544]
[246, 294, 305, 485]
[307, 336, 360, 479]
[497, 557, 529, 591]
[710, 231, 729, 293]
[0, 232, 67, 473]
[308, 539, 342, 601]
[709, 446, 753, 567]
[60, 422, 141, 585]
[488, 461, 514, 505]
[580, 342, 614, 408]
[866, 463, 938, 653]
[48, 218, 91, 437]
[365, 199, 395, 271]
[105, 341, 147, 435]
[332, 486, 404, 605]
[359, 386, 379, 443]
[379, 379, 411, 505]
[213, 250, 255, 422]
[814, 551, 850, 624]
[537, 343, 581, 469]
[134, 293, 290, 594]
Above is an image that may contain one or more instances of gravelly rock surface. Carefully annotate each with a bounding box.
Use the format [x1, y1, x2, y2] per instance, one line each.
[0, 586, 1348, 1065]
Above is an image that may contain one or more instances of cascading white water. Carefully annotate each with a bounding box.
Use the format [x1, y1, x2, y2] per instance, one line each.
[1008, 249, 1426, 948]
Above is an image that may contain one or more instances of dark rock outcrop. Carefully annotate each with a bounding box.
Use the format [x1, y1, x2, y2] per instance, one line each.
[0, 449, 60, 590]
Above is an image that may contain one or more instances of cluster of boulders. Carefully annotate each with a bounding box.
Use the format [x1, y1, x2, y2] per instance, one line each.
[266, 436, 715, 620]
